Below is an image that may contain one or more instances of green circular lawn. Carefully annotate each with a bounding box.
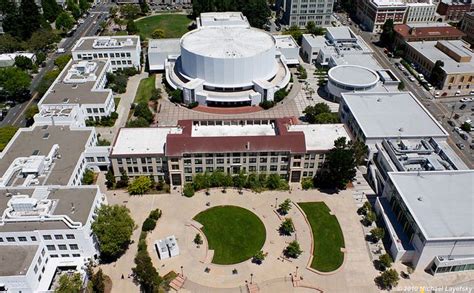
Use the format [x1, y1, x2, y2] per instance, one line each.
[193, 206, 266, 265]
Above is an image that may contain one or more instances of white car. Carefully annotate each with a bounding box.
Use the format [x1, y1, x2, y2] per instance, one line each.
[460, 97, 472, 102]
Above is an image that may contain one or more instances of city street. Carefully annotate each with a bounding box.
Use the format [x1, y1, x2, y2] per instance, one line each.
[0, 3, 111, 127]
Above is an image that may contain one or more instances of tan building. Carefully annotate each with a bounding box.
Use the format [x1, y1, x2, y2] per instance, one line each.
[404, 40, 474, 95]
[110, 118, 351, 186]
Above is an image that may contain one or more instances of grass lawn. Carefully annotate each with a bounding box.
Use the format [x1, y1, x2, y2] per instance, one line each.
[193, 205, 266, 265]
[298, 202, 345, 272]
[135, 14, 191, 39]
[134, 75, 156, 104]
[0, 126, 18, 151]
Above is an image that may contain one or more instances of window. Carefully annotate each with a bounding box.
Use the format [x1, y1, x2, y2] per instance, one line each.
[18, 236, 27, 242]
[66, 234, 75, 240]
[6, 237, 15, 242]
[46, 245, 56, 251]
[54, 235, 63, 240]
[58, 244, 67, 250]
[70, 244, 79, 250]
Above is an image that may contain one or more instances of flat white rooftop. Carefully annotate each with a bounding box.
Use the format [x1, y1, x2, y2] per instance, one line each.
[181, 27, 275, 59]
[112, 127, 182, 155]
[342, 92, 448, 139]
[288, 124, 351, 151]
[191, 123, 276, 137]
[389, 171, 474, 240]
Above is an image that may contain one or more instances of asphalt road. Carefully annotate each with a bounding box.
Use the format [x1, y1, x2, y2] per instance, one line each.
[0, 3, 111, 127]
[344, 19, 474, 168]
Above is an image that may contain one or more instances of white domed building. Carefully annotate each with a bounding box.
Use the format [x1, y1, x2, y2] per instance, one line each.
[165, 12, 291, 106]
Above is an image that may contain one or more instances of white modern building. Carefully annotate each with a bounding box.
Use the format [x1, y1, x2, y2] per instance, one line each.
[276, 0, 333, 28]
[339, 92, 449, 146]
[71, 36, 141, 71]
[38, 59, 115, 124]
[0, 124, 110, 188]
[165, 12, 291, 106]
[367, 137, 468, 194]
[374, 171, 474, 273]
[0, 185, 106, 292]
[148, 38, 181, 72]
[0, 52, 36, 68]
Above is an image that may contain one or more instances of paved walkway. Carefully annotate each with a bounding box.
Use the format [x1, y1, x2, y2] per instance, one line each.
[96, 71, 149, 142]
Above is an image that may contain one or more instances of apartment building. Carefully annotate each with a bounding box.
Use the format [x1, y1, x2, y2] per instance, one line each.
[71, 36, 141, 71]
[374, 171, 474, 273]
[393, 23, 466, 47]
[110, 118, 351, 186]
[367, 137, 468, 193]
[356, 0, 407, 32]
[38, 59, 115, 124]
[276, 0, 333, 28]
[0, 124, 110, 188]
[0, 185, 106, 292]
[404, 40, 474, 95]
[437, 0, 471, 21]
[460, 12, 474, 43]
[339, 92, 448, 146]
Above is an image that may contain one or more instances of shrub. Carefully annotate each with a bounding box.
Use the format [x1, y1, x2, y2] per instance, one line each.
[142, 217, 157, 232]
[379, 253, 393, 270]
[279, 218, 295, 235]
[194, 233, 203, 245]
[183, 183, 195, 197]
[284, 240, 302, 258]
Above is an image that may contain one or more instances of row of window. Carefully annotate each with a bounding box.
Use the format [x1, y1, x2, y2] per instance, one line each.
[46, 243, 79, 251]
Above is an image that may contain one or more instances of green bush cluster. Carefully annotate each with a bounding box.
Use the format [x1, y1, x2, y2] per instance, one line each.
[188, 171, 289, 195]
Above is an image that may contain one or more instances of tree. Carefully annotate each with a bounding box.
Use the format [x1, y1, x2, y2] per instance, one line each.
[128, 175, 152, 195]
[120, 4, 141, 20]
[194, 233, 203, 245]
[379, 253, 393, 270]
[54, 54, 71, 70]
[461, 122, 471, 132]
[349, 140, 368, 166]
[82, 169, 95, 184]
[284, 240, 302, 258]
[278, 198, 292, 215]
[91, 269, 106, 293]
[139, 0, 149, 14]
[279, 218, 295, 235]
[42, 0, 62, 22]
[55, 11, 74, 31]
[14, 55, 33, 70]
[0, 67, 31, 102]
[183, 183, 195, 197]
[375, 269, 399, 290]
[105, 168, 116, 189]
[126, 19, 138, 34]
[370, 227, 385, 242]
[151, 28, 165, 39]
[252, 250, 267, 264]
[303, 103, 331, 123]
[430, 60, 445, 88]
[133, 102, 153, 123]
[313, 137, 357, 190]
[18, 0, 42, 39]
[380, 19, 395, 47]
[92, 205, 135, 261]
[24, 105, 38, 125]
[305, 21, 324, 35]
[55, 272, 82, 293]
